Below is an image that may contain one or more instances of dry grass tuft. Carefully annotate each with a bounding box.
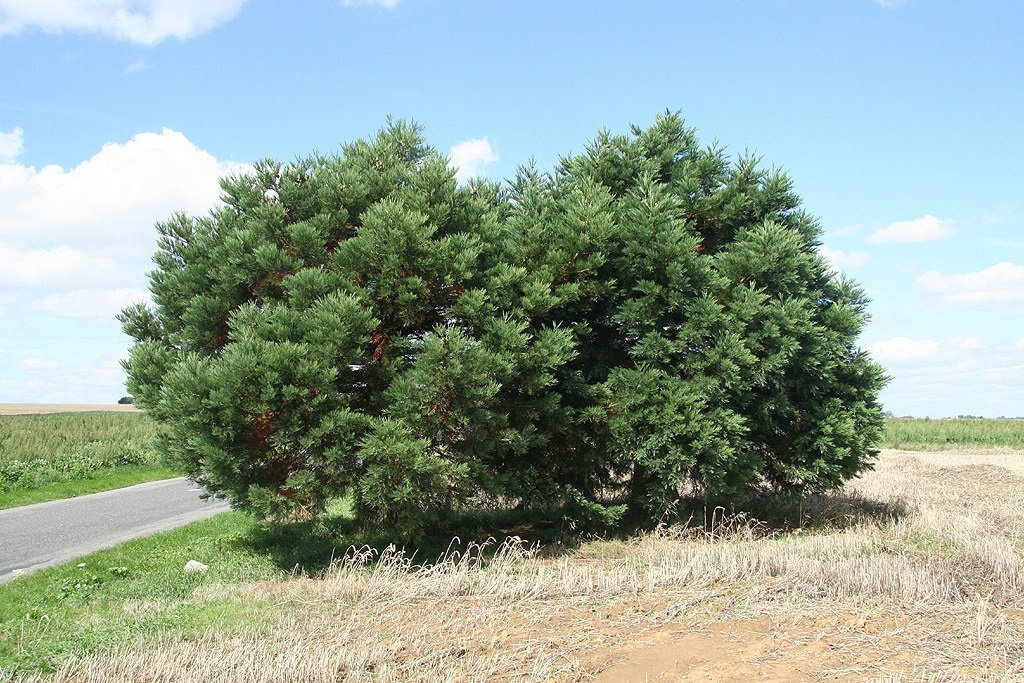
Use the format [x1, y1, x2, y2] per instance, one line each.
[6, 449, 1023, 682]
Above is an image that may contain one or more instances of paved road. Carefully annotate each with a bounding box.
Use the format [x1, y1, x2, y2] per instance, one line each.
[0, 478, 231, 584]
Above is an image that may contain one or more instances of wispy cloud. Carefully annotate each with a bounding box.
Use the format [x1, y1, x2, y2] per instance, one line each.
[0, 0, 250, 45]
[874, 335, 1024, 418]
[12, 357, 62, 372]
[4, 352, 130, 404]
[870, 336, 984, 366]
[917, 262, 1024, 307]
[32, 288, 151, 320]
[448, 138, 498, 184]
[819, 245, 870, 272]
[0, 126, 22, 161]
[868, 215, 955, 244]
[125, 58, 148, 74]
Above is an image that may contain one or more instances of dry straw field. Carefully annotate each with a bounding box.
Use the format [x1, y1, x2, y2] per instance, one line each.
[0, 405, 141, 416]
[7, 447, 1022, 682]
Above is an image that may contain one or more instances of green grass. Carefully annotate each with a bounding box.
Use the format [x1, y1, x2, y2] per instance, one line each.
[0, 413, 173, 508]
[0, 511, 284, 676]
[881, 417, 1024, 450]
[0, 494, 576, 677]
[0, 466, 180, 511]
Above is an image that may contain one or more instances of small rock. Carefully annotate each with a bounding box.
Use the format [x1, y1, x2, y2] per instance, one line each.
[183, 560, 209, 574]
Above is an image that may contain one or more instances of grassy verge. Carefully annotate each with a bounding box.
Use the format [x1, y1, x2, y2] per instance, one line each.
[0, 466, 180, 511]
[881, 417, 1024, 450]
[0, 496, 512, 676]
[0, 511, 282, 676]
[0, 413, 173, 509]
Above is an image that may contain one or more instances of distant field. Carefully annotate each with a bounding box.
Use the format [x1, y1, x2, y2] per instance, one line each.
[0, 404, 141, 416]
[0, 410, 169, 508]
[881, 417, 1024, 450]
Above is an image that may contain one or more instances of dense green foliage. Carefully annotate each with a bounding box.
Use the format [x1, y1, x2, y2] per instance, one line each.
[0, 413, 165, 504]
[121, 113, 887, 533]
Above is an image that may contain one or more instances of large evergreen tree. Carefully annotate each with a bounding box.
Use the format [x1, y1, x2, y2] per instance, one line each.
[121, 113, 886, 533]
[507, 113, 888, 522]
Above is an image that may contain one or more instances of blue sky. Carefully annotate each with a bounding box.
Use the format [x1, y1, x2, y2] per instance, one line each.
[1, 0, 1022, 417]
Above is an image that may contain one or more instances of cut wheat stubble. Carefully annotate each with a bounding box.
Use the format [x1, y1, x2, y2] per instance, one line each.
[6, 449, 1022, 682]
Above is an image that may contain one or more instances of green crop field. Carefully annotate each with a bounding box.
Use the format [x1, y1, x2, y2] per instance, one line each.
[0, 412, 173, 509]
[881, 417, 1024, 450]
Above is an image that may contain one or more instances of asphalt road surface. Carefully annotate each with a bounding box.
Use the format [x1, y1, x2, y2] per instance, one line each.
[0, 478, 231, 584]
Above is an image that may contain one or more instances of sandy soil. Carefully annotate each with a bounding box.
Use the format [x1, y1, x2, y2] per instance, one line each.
[586, 612, 954, 682]
[0, 403, 142, 415]
[580, 449, 1024, 682]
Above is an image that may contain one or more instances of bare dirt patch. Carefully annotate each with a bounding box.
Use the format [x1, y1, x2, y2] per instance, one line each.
[590, 616, 865, 683]
[586, 606, 1012, 682]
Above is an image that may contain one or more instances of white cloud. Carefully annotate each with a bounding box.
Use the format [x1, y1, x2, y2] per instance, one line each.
[3, 353, 130, 403]
[125, 58, 148, 74]
[917, 262, 1024, 307]
[0, 0, 249, 45]
[867, 334, 1021, 416]
[871, 337, 942, 365]
[12, 357, 62, 372]
[0, 126, 22, 162]
[32, 288, 151, 319]
[874, 0, 909, 7]
[868, 215, 955, 244]
[0, 244, 123, 290]
[0, 126, 247, 334]
[0, 127, 244, 258]
[819, 245, 870, 272]
[448, 138, 498, 184]
[870, 336, 984, 366]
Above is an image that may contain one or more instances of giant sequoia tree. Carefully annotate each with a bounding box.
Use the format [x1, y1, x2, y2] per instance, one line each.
[121, 114, 887, 533]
